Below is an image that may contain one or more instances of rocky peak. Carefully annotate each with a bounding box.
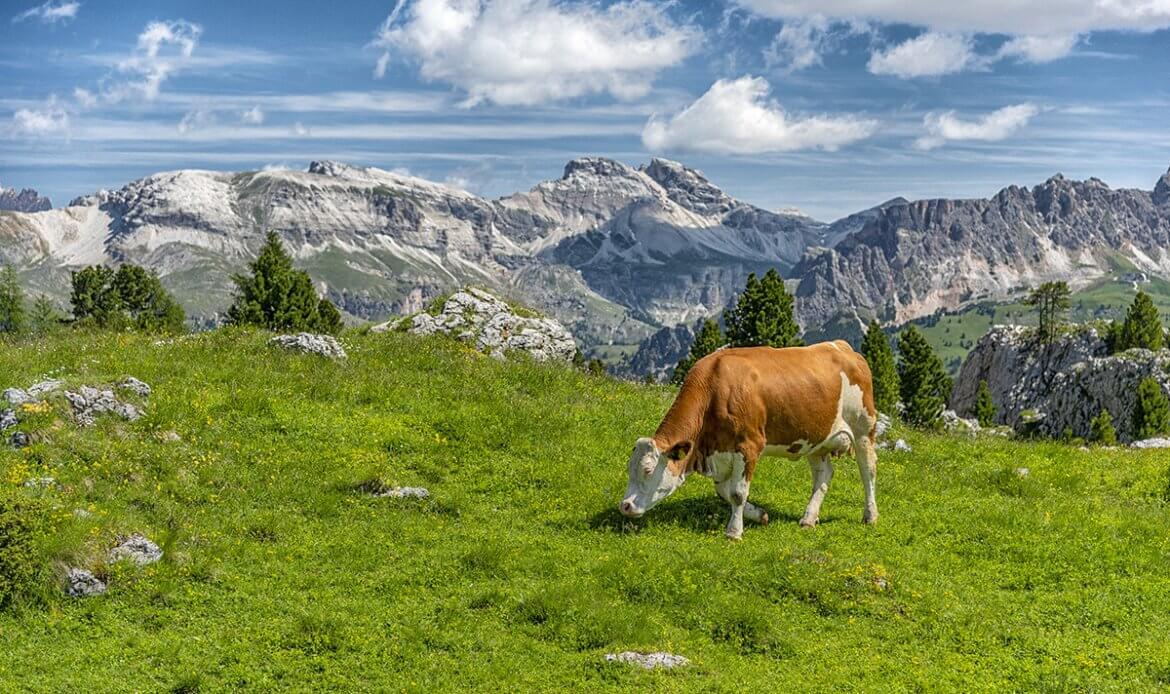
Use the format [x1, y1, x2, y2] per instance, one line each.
[307, 161, 367, 179]
[0, 183, 52, 212]
[1154, 167, 1170, 207]
[639, 158, 732, 215]
[560, 157, 636, 181]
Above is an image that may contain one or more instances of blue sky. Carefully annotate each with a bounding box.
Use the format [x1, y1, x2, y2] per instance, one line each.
[1, 0, 1168, 220]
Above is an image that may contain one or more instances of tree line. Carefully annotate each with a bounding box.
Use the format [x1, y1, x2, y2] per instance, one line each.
[0, 232, 341, 338]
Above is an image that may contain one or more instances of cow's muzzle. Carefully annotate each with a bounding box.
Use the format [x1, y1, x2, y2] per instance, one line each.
[619, 499, 644, 518]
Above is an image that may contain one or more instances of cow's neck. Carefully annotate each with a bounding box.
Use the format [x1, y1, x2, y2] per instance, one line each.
[653, 376, 710, 474]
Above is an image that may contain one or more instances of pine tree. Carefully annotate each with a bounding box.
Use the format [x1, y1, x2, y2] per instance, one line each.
[973, 380, 997, 427]
[860, 320, 899, 414]
[1133, 377, 1170, 440]
[70, 264, 184, 333]
[227, 232, 342, 334]
[27, 295, 61, 334]
[1104, 320, 1125, 354]
[671, 319, 725, 385]
[0, 265, 27, 335]
[70, 265, 118, 324]
[897, 325, 953, 428]
[724, 269, 801, 348]
[1026, 281, 1071, 345]
[1088, 409, 1117, 446]
[1119, 290, 1163, 352]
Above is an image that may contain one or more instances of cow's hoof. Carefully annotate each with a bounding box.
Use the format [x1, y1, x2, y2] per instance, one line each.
[759, 512, 769, 526]
[725, 528, 743, 541]
[798, 517, 817, 529]
[863, 511, 879, 526]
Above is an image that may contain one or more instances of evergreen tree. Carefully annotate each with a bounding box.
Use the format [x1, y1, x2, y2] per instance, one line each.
[897, 325, 953, 428]
[1133, 377, 1170, 440]
[973, 380, 997, 427]
[1119, 290, 1163, 352]
[0, 265, 26, 335]
[724, 269, 801, 348]
[70, 264, 184, 333]
[1026, 281, 1071, 345]
[1088, 409, 1117, 446]
[1104, 320, 1125, 354]
[227, 232, 342, 334]
[860, 320, 899, 414]
[27, 295, 61, 335]
[671, 319, 725, 385]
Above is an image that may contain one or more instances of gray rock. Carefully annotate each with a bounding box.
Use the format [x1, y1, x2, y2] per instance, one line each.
[605, 652, 689, 670]
[893, 439, 912, 453]
[3, 388, 28, 405]
[65, 386, 142, 426]
[9, 431, 30, 449]
[118, 377, 152, 397]
[26, 379, 63, 398]
[0, 409, 16, 431]
[22, 476, 54, 487]
[269, 333, 347, 359]
[1014, 467, 1030, 478]
[874, 412, 892, 441]
[374, 486, 430, 499]
[107, 533, 163, 566]
[65, 568, 106, 597]
[952, 326, 1170, 442]
[1131, 438, 1170, 449]
[398, 288, 577, 363]
[941, 409, 980, 434]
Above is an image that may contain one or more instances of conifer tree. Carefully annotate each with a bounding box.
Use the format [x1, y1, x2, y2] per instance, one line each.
[860, 320, 899, 414]
[1133, 378, 1170, 440]
[0, 265, 26, 335]
[897, 325, 952, 428]
[672, 319, 725, 385]
[69, 264, 184, 333]
[27, 295, 61, 335]
[973, 380, 997, 427]
[724, 269, 801, 348]
[1088, 409, 1117, 445]
[227, 231, 342, 334]
[1026, 281, 1071, 345]
[1119, 290, 1163, 352]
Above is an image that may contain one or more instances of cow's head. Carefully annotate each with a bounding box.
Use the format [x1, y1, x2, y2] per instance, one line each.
[619, 437, 692, 517]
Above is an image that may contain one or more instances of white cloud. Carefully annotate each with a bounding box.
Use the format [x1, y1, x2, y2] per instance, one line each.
[12, 1, 79, 24]
[996, 34, 1079, 62]
[734, 1, 1170, 36]
[11, 98, 70, 137]
[867, 32, 980, 78]
[914, 103, 1040, 150]
[765, 16, 870, 73]
[177, 108, 216, 134]
[241, 106, 264, 125]
[642, 75, 877, 155]
[371, 0, 699, 106]
[292, 121, 310, 137]
[101, 20, 203, 103]
[72, 87, 97, 108]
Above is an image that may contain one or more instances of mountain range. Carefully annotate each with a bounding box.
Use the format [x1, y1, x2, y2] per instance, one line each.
[1, 158, 1168, 369]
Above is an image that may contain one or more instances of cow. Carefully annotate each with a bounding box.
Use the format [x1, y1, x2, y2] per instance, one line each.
[619, 341, 878, 540]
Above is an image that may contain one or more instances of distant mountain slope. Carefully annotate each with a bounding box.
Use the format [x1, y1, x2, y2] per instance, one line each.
[0, 183, 51, 212]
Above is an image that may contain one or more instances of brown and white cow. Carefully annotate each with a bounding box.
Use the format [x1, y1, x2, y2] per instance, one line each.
[619, 341, 878, 539]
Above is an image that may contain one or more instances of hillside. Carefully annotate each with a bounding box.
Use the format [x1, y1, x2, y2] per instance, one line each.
[3, 331, 1170, 690]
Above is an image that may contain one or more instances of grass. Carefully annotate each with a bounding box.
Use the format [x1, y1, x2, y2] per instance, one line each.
[2, 329, 1170, 691]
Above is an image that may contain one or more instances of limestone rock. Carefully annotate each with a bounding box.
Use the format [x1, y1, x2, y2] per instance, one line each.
[0, 409, 16, 431]
[374, 486, 430, 499]
[65, 568, 106, 597]
[65, 386, 142, 426]
[107, 533, 163, 566]
[874, 412, 892, 440]
[118, 377, 152, 397]
[3, 388, 27, 405]
[269, 333, 347, 359]
[894, 439, 912, 453]
[1131, 438, 1170, 449]
[605, 652, 689, 670]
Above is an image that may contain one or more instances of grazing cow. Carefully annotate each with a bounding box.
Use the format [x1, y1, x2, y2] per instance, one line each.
[619, 341, 878, 539]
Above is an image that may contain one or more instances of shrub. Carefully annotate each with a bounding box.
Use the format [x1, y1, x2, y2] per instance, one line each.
[1089, 409, 1117, 445]
[973, 380, 997, 427]
[0, 491, 51, 609]
[672, 318, 725, 385]
[724, 269, 801, 348]
[227, 232, 342, 335]
[1133, 378, 1170, 440]
[861, 320, 899, 414]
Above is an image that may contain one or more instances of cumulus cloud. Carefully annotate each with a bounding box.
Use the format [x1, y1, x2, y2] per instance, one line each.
[996, 34, 1079, 62]
[241, 106, 264, 125]
[11, 98, 70, 137]
[914, 103, 1039, 150]
[371, 0, 699, 106]
[642, 76, 877, 155]
[12, 1, 79, 24]
[867, 32, 981, 78]
[734, 1, 1170, 36]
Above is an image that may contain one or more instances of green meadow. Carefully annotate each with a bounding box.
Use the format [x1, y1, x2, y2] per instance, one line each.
[2, 330, 1170, 691]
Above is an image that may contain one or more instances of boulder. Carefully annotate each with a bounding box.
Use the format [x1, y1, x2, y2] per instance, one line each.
[1131, 438, 1170, 449]
[382, 288, 577, 363]
[269, 333, 347, 359]
[0, 409, 16, 431]
[118, 377, 152, 397]
[65, 386, 142, 426]
[893, 439, 912, 453]
[941, 409, 980, 434]
[374, 486, 430, 499]
[65, 568, 107, 597]
[107, 533, 163, 566]
[874, 412, 892, 440]
[3, 388, 27, 405]
[605, 652, 689, 670]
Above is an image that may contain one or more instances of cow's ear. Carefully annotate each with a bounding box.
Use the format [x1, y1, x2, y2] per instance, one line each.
[666, 441, 692, 461]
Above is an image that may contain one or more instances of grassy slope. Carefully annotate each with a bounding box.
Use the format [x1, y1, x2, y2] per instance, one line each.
[2, 331, 1170, 691]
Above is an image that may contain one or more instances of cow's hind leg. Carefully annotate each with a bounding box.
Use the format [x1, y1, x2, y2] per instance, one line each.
[743, 501, 769, 525]
[856, 435, 878, 525]
[799, 453, 834, 528]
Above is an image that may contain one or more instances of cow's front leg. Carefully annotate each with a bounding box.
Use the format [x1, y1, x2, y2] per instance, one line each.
[800, 454, 834, 528]
[743, 501, 769, 525]
[724, 453, 753, 540]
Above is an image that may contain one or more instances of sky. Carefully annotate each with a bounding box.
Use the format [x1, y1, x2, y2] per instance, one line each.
[1, 0, 1168, 221]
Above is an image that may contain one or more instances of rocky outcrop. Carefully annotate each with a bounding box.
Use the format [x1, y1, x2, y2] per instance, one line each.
[0, 183, 51, 212]
[379, 288, 577, 363]
[269, 333, 347, 359]
[65, 386, 143, 426]
[953, 325, 1170, 441]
